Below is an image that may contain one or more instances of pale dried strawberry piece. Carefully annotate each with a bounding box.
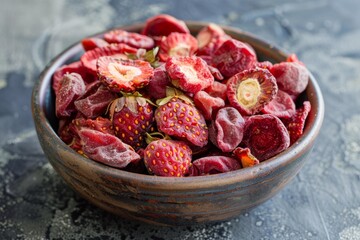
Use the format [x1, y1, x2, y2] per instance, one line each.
[189, 156, 241, 176]
[158, 33, 198, 62]
[146, 64, 171, 99]
[142, 14, 190, 37]
[81, 37, 109, 51]
[197, 23, 230, 56]
[262, 90, 296, 119]
[165, 56, 214, 94]
[243, 114, 290, 161]
[212, 39, 257, 77]
[194, 91, 225, 120]
[209, 107, 245, 152]
[227, 68, 278, 115]
[55, 73, 86, 118]
[204, 81, 227, 101]
[78, 128, 141, 169]
[233, 147, 260, 168]
[283, 101, 311, 144]
[74, 84, 117, 119]
[81, 43, 137, 74]
[207, 65, 224, 81]
[97, 56, 154, 93]
[270, 62, 309, 100]
[104, 29, 155, 50]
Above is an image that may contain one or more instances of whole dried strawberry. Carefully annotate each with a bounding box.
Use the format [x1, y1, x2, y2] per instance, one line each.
[104, 29, 155, 50]
[109, 93, 155, 150]
[158, 33, 198, 61]
[144, 139, 192, 177]
[155, 93, 208, 147]
[97, 56, 154, 93]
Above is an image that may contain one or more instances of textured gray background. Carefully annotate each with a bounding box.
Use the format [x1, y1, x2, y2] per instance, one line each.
[1, 0, 360, 239]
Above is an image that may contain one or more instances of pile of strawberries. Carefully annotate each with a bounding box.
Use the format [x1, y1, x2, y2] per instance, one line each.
[53, 14, 311, 177]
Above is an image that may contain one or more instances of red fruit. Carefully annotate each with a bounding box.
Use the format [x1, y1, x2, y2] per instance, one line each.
[155, 96, 208, 147]
[283, 101, 311, 144]
[81, 37, 109, 51]
[270, 62, 309, 100]
[208, 107, 245, 152]
[194, 91, 225, 120]
[109, 94, 155, 150]
[262, 90, 296, 119]
[158, 33, 198, 61]
[197, 23, 230, 56]
[212, 39, 257, 77]
[81, 43, 137, 74]
[256, 61, 273, 70]
[144, 139, 192, 177]
[189, 156, 241, 176]
[165, 56, 214, 94]
[227, 68, 278, 115]
[142, 14, 190, 37]
[74, 117, 114, 135]
[97, 56, 154, 93]
[104, 29, 155, 50]
[78, 128, 141, 169]
[146, 64, 171, 99]
[204, 81, 228, 101]
[55, 73, 86, 118]
[286, 53, 305, 66]
[74, 84, 117, 119]
[207, 65, 224, 81]
[242, 114, 290, 161]
[233, 147, 260, 168]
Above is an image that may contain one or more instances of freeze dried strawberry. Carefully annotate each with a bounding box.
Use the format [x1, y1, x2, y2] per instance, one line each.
[78, 128, 141, 169]
[74, 117, 114, 135]
[155, 95, 208, 147]
[243, 114, 290, 161]
[209, 107, 245, 152]
[55, 73, 86, 118]
[212, 39, 257, 77]
[146, 64, 171, 99]
[158, 33, 198, 62]
[165, 56, 214, 94]
[197, 23, 230, 56]
[52, 61, 88, 94]
[262, 90, 296, 119]
[283, 101, 311, 144]
[207, 65, 224, 81]
[189, 156, 241, 176]
[270, 62, 309, 100]
[81, 37, 109, 51]
[286, 53, 305, 66]
[142, 14, 190, 37]
[256, 61, 273, 70]
[194, 91, 225, 120]
[58, 118, 74, 145]
[81, 43, 137, 74]
[227, 68, 278, 115]
[233, 147, 260, 168]
[74, 84, 117, 119]
[97, 56, 153, 93]
[104, 29, 155, 50]
[144, 139, 192, 177]
[109, 94, 155, 150]
[204, 81, 227, 101]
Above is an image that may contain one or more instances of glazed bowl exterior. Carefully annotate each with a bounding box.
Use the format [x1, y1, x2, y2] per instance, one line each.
[32, 22, 324, 226]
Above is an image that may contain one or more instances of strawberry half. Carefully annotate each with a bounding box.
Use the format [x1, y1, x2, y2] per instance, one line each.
[142, 14, 190, 37]
[165, 56, 214, 94]
[109, 93, 155, 150]
[81, 37, 109, 51]
[144, 139, 192, 177]
[155, 94, 208, 147]
[81, 43, 137, 74]
[97, 56, 154, 93]
[158, 33, 198, 61]
[104, 29, 154, 50]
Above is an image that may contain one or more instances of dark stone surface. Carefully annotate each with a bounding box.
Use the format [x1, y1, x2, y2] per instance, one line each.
[1, 0, 360, 239]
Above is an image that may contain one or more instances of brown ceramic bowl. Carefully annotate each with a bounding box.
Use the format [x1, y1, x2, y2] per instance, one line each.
[32, 22, 324, 226]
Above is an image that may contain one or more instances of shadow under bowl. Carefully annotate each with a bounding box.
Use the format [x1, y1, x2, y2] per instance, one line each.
[31, 22, 325, 226]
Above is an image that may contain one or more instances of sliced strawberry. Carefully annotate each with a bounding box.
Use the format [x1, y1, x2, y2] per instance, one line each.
[104, 29, 154, 50]
[81, 43, 137, 74]
[286, 53, 305, 66]
[81, 37, 109, 51]
[146, 64, 171, 99]
[262, 90, 296, 119]
[97, 56, 154, 93]
[207, 65, 224, 81]
[233, 147, 260, 168]
[204, 81, 228, 101]
[197, 23, 230, 56]
[194, 91, 225, 120]
[165, 56, 214, 94]
[256, 61, 273, 70]
[212, 39, 257, 78]
[189, 156, 241, 176]
[158, 33, 198, 62]
[142, 14, 190, 37]
[144, 139, 192, 177]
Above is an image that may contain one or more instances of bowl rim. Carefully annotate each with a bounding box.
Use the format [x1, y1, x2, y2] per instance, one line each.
[32, 21, 325, 191]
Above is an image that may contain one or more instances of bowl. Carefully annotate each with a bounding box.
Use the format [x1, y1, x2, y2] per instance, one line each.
[31, 21, 324, 226]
